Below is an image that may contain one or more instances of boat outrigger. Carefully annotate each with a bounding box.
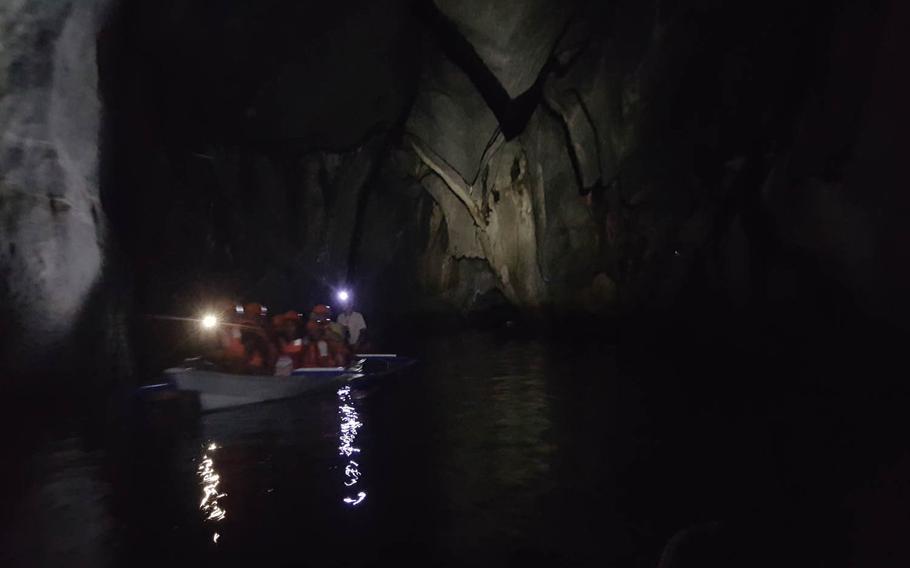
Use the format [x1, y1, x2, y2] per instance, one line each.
[161, 354, 414, 412]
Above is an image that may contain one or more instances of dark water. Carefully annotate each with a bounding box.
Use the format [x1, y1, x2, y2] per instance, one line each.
[3, 330, 910, 567]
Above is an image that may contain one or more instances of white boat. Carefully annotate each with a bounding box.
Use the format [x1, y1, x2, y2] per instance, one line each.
[164, 354, 413, 411]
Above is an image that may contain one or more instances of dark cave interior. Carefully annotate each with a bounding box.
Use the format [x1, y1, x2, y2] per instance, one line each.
[1, 1, 910, 566]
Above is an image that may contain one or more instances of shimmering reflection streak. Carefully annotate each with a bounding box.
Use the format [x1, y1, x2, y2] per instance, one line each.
[197, 442, 227, 542]
[337, 385, 367, 507]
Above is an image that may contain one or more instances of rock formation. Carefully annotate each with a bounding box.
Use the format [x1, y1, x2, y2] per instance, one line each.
[0, 0, 123, 385]
[1, 0, 908, 384]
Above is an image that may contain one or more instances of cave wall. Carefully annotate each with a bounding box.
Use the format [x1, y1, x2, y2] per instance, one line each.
[0, 0, 127, 386]
[395, 0, 909, 324]
[94, 0, 908, 330]
[3, 0, 907, 385]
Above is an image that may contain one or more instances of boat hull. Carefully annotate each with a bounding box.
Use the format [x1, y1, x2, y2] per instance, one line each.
[166, 368, 354, 411]
[165, 355, 414, 411]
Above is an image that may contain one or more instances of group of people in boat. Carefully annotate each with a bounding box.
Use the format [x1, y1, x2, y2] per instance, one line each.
[208, 301, 368, 375]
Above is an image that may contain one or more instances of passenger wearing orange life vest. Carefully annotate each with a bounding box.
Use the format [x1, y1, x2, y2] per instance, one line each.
[302, 305, 349, 367]
[239, 302, 276, 373]
[218, 303, 246, 370]
[272, 310, 303, 374]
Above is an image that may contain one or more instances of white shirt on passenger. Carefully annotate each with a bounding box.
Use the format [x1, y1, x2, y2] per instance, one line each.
[337, 310, 366, 345]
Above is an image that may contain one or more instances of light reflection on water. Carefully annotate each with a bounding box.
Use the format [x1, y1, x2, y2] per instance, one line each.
[338, 385, 367, 507]
[197, 442, 227, 542]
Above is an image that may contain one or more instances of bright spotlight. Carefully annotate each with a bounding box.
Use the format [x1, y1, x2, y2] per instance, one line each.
[337, 289, 350, 303]
[201, 314, 218, 330]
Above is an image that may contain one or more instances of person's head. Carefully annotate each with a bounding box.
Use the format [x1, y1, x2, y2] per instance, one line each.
[243, 302, 264, 320]
[310, 304, 331, 320]
[273, 311, 299, 338]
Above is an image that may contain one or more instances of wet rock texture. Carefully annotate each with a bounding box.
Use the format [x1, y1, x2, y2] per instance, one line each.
[91, 0, 907, 322]
[401, 0, 909, 318]
[0, 0, 127, 384]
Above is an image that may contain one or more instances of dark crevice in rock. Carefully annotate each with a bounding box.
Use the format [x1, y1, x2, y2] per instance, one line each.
[415, 0, 574, 139]
[541, 99, 585, 195]
[345, 142, 387, 283]
[567, 87, 605, 188]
